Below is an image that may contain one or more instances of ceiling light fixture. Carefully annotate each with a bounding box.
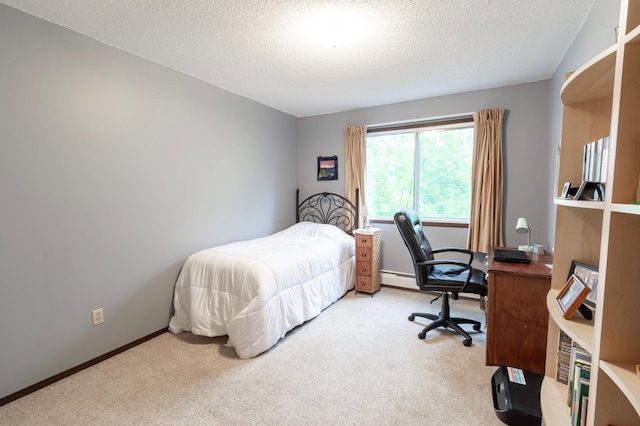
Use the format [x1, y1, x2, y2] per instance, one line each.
[308, 11, 362, 49]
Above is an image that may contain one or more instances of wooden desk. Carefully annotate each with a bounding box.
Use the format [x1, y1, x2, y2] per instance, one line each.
[486, 247, 552, 374]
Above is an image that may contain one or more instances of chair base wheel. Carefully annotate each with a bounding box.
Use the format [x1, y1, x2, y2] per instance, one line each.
[408, 292, 482, 346]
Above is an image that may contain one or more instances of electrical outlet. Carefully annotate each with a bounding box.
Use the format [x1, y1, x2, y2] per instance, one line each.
[92, 308, 104, 326]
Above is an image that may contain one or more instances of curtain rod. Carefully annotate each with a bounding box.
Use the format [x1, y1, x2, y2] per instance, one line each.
[367, 114, 473, 133]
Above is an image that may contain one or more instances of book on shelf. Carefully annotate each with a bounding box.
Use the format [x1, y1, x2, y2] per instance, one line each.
[581, 137, 609, 184]
[572, 362, 591, 426]
[580, 395, 589, 426]
[563, 343, 591, 426]
[556, 329, 573, 384]
[600, 136, 609, 183]
[582, 143, 591, 181]
[566, 343, 591, 406]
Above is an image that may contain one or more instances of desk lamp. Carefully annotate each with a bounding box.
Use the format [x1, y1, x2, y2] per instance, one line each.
[516, 217, 533, 252]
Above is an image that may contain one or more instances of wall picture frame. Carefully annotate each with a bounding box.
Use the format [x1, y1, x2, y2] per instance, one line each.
[556, 274, 591, 320]
[568, 260, 598, 308]
[317, 156, 338, 181]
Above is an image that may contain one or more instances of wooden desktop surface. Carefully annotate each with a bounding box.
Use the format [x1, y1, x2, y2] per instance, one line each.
[486, 247, 553, 374]
[487, 246, 553, 277]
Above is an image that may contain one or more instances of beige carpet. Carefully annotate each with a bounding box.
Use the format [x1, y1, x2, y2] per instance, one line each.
[0, 286, 504, 425]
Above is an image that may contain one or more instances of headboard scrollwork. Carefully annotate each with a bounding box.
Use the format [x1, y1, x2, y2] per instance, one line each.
[296, 189, 360, 235]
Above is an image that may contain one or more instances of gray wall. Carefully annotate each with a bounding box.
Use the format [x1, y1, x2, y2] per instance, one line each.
[545, 0, 621, 247]
[298, 82, 551, 274]
[0, 0, 623, 403]
[0, 5, 297, 400]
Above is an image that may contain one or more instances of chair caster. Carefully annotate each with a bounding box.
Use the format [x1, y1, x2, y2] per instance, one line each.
[418, 331, 426, 339]
[473, 323, 481, 331]
[463, 338, 472, 347]
[408, 315, 415, 321]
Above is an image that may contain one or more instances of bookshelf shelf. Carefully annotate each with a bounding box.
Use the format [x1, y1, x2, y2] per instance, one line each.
[546, 290, 594, 353]
[554, 198, 605, 210]
[560, 44, 616, 105]
[611, 203, 640, 215]
[600, 361, 640, 415]
[626, 24, 640, 44]
[540, 377, 570, 423]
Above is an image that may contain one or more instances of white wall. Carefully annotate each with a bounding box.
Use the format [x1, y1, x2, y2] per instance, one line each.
[0, 5, 298, 400]
[298, 81, 550, 274]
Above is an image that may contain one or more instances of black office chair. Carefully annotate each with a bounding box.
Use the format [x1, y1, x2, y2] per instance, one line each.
[394, 208, 488, 346]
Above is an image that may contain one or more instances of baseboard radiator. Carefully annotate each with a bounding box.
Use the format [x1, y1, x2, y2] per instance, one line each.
[381, 270, 483, 302]
[380, 270, 417, 289]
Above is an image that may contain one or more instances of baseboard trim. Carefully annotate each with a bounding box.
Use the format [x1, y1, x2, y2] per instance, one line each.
[0, 328, 168, 407]
[381, 270, 482, 301]
[381, 270, 416, 289]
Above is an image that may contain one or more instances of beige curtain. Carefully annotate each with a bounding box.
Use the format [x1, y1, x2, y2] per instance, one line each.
[344, 125, 367, 224]
[467, 108, 505, 253]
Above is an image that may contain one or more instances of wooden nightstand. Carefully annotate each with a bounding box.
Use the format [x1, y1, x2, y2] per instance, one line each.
[353, 228, 381, 295]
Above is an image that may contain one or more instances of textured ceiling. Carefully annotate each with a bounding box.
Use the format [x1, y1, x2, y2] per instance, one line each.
[2, 0, 596, 117]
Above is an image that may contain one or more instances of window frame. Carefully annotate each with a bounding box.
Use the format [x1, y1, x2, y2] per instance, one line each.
[366, 115, 474, 227]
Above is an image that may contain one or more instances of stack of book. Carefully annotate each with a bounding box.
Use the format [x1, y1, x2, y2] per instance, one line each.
[567, 343, 592, 426]
[556, 331, 592, 425]
[582, 137, 609, 183]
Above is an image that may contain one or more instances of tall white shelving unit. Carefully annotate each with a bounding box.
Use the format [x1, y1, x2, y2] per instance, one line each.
[541, 0, 640, 424]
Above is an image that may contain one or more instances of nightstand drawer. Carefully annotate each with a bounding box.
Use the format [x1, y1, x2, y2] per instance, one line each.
[357, 261, 372, 276]
[356, 247, 372, 261]
[356, 276, 373, 292]
[355, 234, 373, 248]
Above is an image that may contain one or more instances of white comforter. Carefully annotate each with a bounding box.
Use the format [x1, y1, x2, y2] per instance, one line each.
[168, 222, 355, 358]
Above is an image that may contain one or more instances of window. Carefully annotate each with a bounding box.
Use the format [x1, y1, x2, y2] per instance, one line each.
[366, 118, 474, 223]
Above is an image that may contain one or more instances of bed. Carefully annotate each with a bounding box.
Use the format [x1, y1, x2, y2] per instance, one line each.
[168, 189, 359, 359]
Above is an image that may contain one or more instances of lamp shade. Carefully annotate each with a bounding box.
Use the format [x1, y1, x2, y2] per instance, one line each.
[515, 217, 529, 233]
[515, 217, 533, 252]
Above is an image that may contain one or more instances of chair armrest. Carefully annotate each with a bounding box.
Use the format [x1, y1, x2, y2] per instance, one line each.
[416, 259, 473, 270]
[431, 247, 474, 264]
[415, 259, 485, 293]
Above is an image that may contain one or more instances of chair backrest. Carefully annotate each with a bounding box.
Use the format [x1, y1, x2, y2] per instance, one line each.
[393, 208, 434, 283]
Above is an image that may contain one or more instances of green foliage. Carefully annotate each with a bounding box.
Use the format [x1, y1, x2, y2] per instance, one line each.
[366, 127, 472, 219]
[366, 132, 414, 217]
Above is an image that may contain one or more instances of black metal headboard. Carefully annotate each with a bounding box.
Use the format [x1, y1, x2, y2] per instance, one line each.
[296, 189, 359, 235]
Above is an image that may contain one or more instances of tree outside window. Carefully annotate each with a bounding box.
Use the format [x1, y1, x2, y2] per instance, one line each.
[366, 122, 473, 221]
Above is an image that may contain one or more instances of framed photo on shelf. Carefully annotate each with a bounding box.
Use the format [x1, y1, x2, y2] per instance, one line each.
[568, 261, 599, 308]
[561, 182, 571, 198]
[556, 274, 591, 320]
